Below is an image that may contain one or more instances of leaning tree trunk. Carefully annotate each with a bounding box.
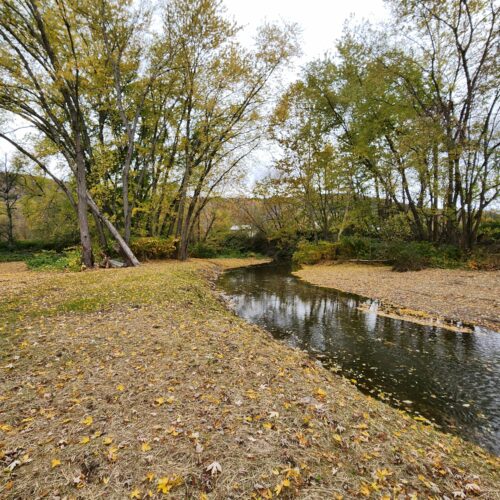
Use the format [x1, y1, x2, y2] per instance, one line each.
[86, 195, 140, 267]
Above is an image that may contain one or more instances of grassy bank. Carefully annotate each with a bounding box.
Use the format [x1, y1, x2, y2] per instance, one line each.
[1, 259, 499, 498]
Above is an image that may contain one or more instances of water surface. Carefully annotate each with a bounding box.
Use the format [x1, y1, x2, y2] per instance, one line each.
[217, 264, 500, 454]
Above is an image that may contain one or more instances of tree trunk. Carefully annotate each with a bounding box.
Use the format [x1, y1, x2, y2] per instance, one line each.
[75, 134, 93, 268]
[86, 194, 140, 267]
[6, 203, 14, 249]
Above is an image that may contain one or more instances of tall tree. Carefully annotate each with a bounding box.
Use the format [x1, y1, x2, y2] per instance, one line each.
[0, 155, 22, 247]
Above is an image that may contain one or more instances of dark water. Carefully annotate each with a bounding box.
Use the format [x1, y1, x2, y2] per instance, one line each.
[217, 264, 500, 454]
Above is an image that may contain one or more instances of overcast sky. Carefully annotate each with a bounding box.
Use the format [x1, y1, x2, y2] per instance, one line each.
[224, 0, 390, 63]
[222, 0, 391, 186]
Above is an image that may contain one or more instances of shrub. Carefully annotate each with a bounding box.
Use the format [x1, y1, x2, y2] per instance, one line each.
[391, 244, 432, 272]
[26, 247, 82, 272]
[292, 240, 339, 265]
[190, 241, 218, 258]
[392, 242, 466, 271]
[337, 236, 384, 260]
[130, 237, 177, 260]
[477, 217, 500, 244]
[379, 213, 413, 241]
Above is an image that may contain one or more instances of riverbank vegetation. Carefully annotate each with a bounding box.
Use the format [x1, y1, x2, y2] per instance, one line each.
[1, 0, 498, 269]
[1, 259, 499, 498]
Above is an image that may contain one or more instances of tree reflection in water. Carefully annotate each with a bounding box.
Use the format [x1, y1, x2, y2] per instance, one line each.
[218, 264, 500, 455]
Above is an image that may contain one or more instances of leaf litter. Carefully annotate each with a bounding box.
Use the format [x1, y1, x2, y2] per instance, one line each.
[0, 259, 499, 498]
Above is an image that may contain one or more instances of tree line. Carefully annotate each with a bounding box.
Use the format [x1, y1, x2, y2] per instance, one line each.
[0, 0, 498, 266]
[0, 0, 298, 265]
[259, 0, 498, 251]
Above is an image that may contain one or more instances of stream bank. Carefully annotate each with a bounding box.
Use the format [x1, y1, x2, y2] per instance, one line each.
[293, 263, 500, 333]
[1, 259, 499, 498]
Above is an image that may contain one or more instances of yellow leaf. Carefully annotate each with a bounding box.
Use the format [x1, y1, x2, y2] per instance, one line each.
[130, 488, 141, 499]
[82, 416, 93, 426]
[333, 434, 342, 443]
[157, 477, 171, 494]
[262, 422, 273, 430]
[117, 384, 125, 392]
[103, 436, 113, 445]
[141, 442, 151, 452]
[108, 446, 118, 462]
[359, 484, 371, 497]
[51, 458, 61, 468]
[275, 478, 290, 495]
[154, 397, 165, 406]
[145, 472, 155, 482]
[315, 388, 327, 399]
[166, 396, 175, 404]
[375, 468, 392, 480]
[80, 436, 90, 444]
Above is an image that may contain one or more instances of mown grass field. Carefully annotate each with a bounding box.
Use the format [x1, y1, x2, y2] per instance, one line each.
[1, 259, 499, 499]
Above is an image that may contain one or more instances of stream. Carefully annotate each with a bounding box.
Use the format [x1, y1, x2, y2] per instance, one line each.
[217, 264, 500, 455]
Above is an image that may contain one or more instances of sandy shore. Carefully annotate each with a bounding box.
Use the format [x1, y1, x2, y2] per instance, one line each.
[294, 263, 500, 333]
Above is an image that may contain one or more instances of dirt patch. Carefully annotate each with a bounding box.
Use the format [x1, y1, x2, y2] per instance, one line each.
[294, 263, 500, 333]
[1, 260, 498, 498]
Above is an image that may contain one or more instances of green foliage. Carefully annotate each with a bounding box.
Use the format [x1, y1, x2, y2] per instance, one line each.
[190, 241, 218, 258]
[0, 239, 80, 262]
[391, 242, 462, 272]
[336, 236, 384, 260]
[190, 230, 268, 259]
[129, 237, 177, 260]
[378, 213, 413, 241]
[477, 218, 500, 244]
[292, 240, 339, 265]
[291, 237, 466, 271]
[467, 245, 500, 271]
[0, 249, 34, 262]
[26, 248, 82, 272]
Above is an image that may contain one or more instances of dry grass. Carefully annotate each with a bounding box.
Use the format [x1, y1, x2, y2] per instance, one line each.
[294, 263, 500, 333]
[1, 259, 499, 499]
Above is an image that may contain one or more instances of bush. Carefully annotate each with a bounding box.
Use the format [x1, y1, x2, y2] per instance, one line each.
[26, 248, 82, 272]
[190, 241, 218, 258]
[391, 243, 432, 272]
[292, 240, 339, 265]
[390, 241, 462, 272]
[0, 238, 78, 253]
[189, 230, 270, 259]
[337, 236, 384, 260]
[130, 237, 177, 260]
[477, 217, 500, 244]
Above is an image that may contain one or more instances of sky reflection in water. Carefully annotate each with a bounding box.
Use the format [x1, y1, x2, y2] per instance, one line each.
[218, 264, 500, 455]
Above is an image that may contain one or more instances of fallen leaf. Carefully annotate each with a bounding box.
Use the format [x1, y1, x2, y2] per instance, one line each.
[82, 416, 93, 426]
[206, 461, 222, 476]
